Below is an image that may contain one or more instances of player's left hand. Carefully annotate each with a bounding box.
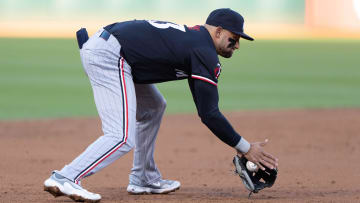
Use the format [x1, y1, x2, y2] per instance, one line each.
[233, 155, 278, 197]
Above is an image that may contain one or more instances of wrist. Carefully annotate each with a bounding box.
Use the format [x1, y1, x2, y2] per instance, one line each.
[234, 137, 250, 154]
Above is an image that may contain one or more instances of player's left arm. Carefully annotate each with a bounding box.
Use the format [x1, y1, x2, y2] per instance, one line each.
[188, 78, 278, 170]
[188, 78, 249, 152]
[188, 47, 277, 169]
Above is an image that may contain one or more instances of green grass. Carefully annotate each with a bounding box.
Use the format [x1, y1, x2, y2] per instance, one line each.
[0, 38, 359, 120]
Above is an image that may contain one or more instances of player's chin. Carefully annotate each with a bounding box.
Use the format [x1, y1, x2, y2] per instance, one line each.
[220, 51, 233, 58]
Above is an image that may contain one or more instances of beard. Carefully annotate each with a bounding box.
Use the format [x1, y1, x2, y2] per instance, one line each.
[218, 48, 233, 58]
[217, 40, 236, 58]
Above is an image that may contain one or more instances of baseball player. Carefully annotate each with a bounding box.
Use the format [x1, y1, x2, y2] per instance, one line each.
[44, 8, 278, 202]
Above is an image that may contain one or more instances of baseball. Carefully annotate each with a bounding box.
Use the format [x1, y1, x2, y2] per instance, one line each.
[246, 161, 258, 172]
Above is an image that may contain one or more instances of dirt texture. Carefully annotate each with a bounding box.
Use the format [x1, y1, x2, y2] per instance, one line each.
[0, 109, 359, 203]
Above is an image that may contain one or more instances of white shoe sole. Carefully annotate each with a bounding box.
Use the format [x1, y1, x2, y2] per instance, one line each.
[127, 182, 181, 195]
[44, 178, 101, 202]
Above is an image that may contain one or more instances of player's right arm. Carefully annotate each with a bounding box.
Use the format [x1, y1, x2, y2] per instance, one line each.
[188, 78, 278, 170]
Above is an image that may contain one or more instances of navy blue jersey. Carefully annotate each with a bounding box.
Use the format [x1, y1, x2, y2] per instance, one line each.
[104, 20, 222, 86]
[103, 20, 243, 148]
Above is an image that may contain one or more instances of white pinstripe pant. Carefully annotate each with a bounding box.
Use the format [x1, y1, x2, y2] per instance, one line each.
[58, 29, 166, 186]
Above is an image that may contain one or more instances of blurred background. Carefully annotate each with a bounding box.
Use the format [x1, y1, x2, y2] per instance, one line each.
[0, 0, 359, 119]
[1, 0, 360, 38]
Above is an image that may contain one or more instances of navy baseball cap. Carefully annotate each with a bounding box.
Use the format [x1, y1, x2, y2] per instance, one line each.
[206, 8, 254, 41]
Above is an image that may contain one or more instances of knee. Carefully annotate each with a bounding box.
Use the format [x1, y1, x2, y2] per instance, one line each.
[103, 133, 135, 149]
[149, 96, 167, 112]
[136, 97, 167, 121]
[147, 97, 166, 118]
[157, 97, 167, 112]
[126, 137, 135, 149]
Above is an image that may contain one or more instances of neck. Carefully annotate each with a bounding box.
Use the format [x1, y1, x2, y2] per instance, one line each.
[204, 24, 219, 52]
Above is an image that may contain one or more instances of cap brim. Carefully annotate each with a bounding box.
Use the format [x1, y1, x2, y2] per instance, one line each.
[239, 32, 254, 41]
[232, 31, 254, 41]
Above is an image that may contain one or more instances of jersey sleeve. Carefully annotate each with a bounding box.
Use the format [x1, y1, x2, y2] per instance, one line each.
[189, 48, 222, 87]
[188, 78, 242, 148]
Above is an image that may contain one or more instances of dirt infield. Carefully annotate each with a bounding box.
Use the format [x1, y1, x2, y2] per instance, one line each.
[0, 109, 359, 202]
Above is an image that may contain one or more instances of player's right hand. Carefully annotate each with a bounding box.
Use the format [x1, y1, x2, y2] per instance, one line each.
[240, 139, 278, 171]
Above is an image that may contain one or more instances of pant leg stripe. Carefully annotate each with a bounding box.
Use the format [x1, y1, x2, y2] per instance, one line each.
[74, 57, 129, 184]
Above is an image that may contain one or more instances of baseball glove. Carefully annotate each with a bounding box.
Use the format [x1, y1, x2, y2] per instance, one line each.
[233, 155, 277, 197]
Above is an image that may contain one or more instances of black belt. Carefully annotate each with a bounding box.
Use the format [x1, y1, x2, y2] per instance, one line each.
[99, 29, 111, 41]
[76, 28, 89, 49]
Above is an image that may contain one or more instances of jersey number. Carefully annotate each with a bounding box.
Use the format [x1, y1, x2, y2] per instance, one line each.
[147, 20, 186, 32]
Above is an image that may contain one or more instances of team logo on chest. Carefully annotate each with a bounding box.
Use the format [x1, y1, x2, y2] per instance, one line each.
[214, 63, 222, 79]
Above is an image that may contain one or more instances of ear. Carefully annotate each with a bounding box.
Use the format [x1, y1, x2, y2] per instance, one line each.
[215, 26, 223, 38]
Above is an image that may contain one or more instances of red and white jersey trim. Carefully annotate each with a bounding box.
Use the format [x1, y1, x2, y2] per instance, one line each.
[191, 74, 217, 86]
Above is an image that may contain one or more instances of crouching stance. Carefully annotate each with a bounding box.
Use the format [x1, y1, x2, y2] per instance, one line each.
[44, 8, 278, 202]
